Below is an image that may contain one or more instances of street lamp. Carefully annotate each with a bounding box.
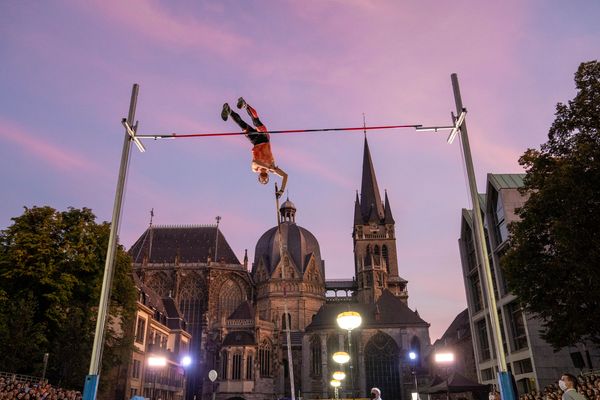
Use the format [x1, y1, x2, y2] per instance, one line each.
[337, 311, 361, 399]
[330, 379, 341, 399]
[148, 356, 167, 400]
[332, 371, 346, 381]
[408, 352, 419, 400]
[434, 352, 455, 400]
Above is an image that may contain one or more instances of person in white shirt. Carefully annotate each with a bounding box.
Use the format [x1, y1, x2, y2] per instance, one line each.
[560, 373, 586, 400]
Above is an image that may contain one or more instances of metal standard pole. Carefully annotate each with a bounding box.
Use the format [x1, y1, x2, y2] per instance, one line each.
[41, 353, 49, 382]
[413, 370, 419, 399]
[82, 84, 139, 400]
[450, 74, 516, 400]
[348, 330, 354, 400]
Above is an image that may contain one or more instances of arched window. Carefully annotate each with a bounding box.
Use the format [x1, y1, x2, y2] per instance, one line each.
[364, 245, 372, 267]
[365, 332, 400, 400]
[374, 245, 381, 265]
[382, 245, 390, 272]
[310, 335, 322, 377]
[410, 336, 422, 367]
[146, 272, 171, 297]
[245, 352, 254, 380]
[282, 313, 292, 330]
[232, 352, 242, 380]
[259, 340, 272, 377]
[221, 350, 229, 380]
[218, 279, 243, 320]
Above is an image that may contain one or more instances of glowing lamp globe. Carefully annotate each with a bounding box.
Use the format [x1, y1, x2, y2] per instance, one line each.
[181, 355, 192, 367]
[409, 351, 417, 360]
[332, 351, 350, 364]
[337, 311, 362, 331]
[330, 379, 341, 388]
[333, 371, 346, 381]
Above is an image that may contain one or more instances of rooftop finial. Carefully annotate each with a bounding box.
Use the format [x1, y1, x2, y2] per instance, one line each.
[149, 208, 154, 227]
[363, 113, 367, 137]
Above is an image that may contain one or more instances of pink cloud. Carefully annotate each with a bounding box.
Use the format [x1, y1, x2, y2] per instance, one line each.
[81, 0, 250, 57]
[0, 117, 98, 172]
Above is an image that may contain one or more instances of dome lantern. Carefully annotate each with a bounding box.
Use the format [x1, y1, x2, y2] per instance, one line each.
[280, 198, 296, 223]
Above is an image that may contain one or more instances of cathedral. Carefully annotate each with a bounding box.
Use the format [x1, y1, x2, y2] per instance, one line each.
[128, 138, 432, 400]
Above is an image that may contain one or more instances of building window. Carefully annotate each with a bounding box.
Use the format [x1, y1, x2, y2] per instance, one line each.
[232, 353, 242, 380]
[493, 191, 509, 245]
[246, 354, 253, 380]
[513, 358, 533, 375]
[221, 350, 228, 380]
[374, 245, 380, 265]
[481, 367, 494, 381]
[382, 245, 389, 272]
[469, 273, 483, 312]
[135, 317, 146, 344]
[476, 319, 491, 361]
[132, 359, 141, 379]
[507, 302, 528, 351]
[218, 280, 243, 321]
[310, 335, 322, 377]
[259, 341, 272, 377]
[365, 332, 400, 400]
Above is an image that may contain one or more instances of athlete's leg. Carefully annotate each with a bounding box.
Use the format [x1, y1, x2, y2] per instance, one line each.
[245, 103, 266, 130]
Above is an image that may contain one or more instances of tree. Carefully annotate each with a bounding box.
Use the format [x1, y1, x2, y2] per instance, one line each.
[0, 206, 136, 390]
[502, 61, 600, 350]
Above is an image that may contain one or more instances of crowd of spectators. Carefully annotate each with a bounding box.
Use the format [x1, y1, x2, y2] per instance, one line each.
[519, 374, 600, 400]
[0, 376, 81, 400]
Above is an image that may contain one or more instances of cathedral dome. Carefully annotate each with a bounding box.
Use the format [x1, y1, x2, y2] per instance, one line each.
[252, 200, 324, 277]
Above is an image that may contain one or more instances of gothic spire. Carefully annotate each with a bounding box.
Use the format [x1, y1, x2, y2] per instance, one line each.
[384, 190, 395, 224]
[360, 136, 384, 223]
[354, 191, 363, 225]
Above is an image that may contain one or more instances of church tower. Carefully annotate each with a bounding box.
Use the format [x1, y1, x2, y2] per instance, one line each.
[353, 137, 408, 303]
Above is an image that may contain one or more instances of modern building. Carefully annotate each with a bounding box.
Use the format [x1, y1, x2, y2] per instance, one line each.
[458, 174, 600, 394]
[127, 137, 432, 400]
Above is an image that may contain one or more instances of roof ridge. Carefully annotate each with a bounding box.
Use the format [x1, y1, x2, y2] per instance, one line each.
[152, 224, 218, 229]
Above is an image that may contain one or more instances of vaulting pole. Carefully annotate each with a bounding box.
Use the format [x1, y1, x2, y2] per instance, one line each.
[450, 74, 516, 400]
[83, 84, 139, 400]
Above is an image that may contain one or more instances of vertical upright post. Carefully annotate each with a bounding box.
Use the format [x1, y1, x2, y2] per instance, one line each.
[348, 330, 354, 400]
[83, 84, 139, 400]
[41, 353, 49, 382]
[450, 74, 516, 400]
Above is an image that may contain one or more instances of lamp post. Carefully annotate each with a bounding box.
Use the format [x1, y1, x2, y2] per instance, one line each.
[332, 352, 349, 399]
[337, 311, 362, 399]
[330, 379, 341, 399]
[148, 356, 167, 400]
[409, 351, 419, 400]
[180, 356, 191, 400]
[434, 352, 454, 400]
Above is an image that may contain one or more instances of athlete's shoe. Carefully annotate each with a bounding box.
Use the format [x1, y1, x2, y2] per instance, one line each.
[221, 103, 231, 121]
[236, 97, 247, 109]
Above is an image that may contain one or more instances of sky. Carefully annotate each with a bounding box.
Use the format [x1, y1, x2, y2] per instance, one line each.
[1, 0, 599, 341]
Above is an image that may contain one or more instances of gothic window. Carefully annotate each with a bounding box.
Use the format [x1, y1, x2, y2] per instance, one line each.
[410, 336, 422, 367]
[366, 273, 372, 287]
[364, 245, 372, 267]
[382, 245, 390, 272]
[374, 245, 381, 265]
[310, 335, 322, 377]
[221, 350, 229, 379]
[259, 340, 272, 377]
[146, 272, 171, 297]
[365, 332, 400, 400]
[218, 279, 243, 320]
[246, 353, 254, 380]
[232, 353, 242, 380]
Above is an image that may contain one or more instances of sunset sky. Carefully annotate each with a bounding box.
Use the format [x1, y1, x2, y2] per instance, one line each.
[1, 1, 599, 340]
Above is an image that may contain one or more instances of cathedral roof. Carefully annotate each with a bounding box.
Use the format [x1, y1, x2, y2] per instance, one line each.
[228, 301, 255, 320]
[305, 290, 428, 331]
[252, 201, 324, 277]
[128, 225, 240, 265]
